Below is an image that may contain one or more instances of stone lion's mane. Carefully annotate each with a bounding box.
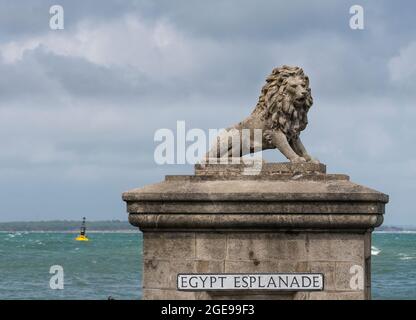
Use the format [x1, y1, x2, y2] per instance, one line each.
[253, 65, 313, 140]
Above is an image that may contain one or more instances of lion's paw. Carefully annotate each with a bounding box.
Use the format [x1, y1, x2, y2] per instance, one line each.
[291, 156, 306, 163]
[305, 156, 320, 164]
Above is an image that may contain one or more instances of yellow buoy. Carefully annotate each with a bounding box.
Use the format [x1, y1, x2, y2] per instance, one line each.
[75, 234, 89, 241]
[75, 217, 89, 241]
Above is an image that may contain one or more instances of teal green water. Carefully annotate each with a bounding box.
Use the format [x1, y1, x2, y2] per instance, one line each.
[0, 232, 142, 300]
[0, 232, 415, 299]
[372, 233, 416, 299]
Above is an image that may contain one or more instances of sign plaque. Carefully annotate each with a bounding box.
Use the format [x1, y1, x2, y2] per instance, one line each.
[177, 273, 324, 291]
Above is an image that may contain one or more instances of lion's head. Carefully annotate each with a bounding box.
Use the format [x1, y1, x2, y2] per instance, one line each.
[254, 65, 313, 140]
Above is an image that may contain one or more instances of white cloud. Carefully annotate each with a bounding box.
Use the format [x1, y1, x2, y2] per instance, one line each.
[0, 39, 40, 64]
[388, 41, 416, 83]
[0, 15, 197, 79]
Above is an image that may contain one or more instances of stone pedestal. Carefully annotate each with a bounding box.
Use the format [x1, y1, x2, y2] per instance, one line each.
[122, 162, 388, 300]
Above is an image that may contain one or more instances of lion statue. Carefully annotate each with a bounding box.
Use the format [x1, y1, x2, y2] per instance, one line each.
[205, 65, 319, 163]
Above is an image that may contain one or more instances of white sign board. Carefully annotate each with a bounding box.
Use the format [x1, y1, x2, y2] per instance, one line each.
[177, 273, 324, 291]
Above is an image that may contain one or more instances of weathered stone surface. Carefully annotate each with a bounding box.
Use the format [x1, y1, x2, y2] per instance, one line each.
[129, 213, 383, 231]
[143, 259, 194, 289]
[308, 291, 364, 300]
[309, 262, 336, 291]
[364, 232, 372, 299]
[166, 173, 349, 182]
[196, 233, 226, 260]
[143, 233, 195, 260]
[307, 234, 364, 262]
[207, 291, 304, 300]
[124, 163, 388, 238]
[194, 260, 224, 273]
[123, 162, 388, 300]
[195, 162, 326, 176]
[139, 231, 371, 299]
[144, 259, 225, 290]
[226, 233, 307, 261]
[335, 262, 363, 291]
[144, 289, 197, 300]
[123, 178, 388, 203]
[225, 260, 309, 273]
[225, 260, 280, 273]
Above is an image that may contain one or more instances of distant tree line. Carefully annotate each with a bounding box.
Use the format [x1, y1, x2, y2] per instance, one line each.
[0, 220, 136, 231]
[375, 225, 413, 232]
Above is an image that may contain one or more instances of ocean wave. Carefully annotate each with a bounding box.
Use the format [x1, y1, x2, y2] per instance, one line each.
[371, 246, 381, 256]
[398, 253, 415, 260]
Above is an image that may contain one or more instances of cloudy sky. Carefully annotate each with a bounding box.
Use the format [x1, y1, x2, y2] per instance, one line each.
[0, 0, 415, 225]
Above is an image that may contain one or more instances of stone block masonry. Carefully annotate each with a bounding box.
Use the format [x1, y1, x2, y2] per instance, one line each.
[123, 162, 388, 300]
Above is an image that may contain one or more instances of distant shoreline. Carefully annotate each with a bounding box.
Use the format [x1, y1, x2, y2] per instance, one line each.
[0, 220, 136, 232]
[374, 230, 416, 234]
[0, 230, 138, 233]
[0, 220, 415, 233]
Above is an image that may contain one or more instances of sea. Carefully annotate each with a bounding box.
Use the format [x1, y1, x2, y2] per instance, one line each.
[0, 232, 415, 300]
